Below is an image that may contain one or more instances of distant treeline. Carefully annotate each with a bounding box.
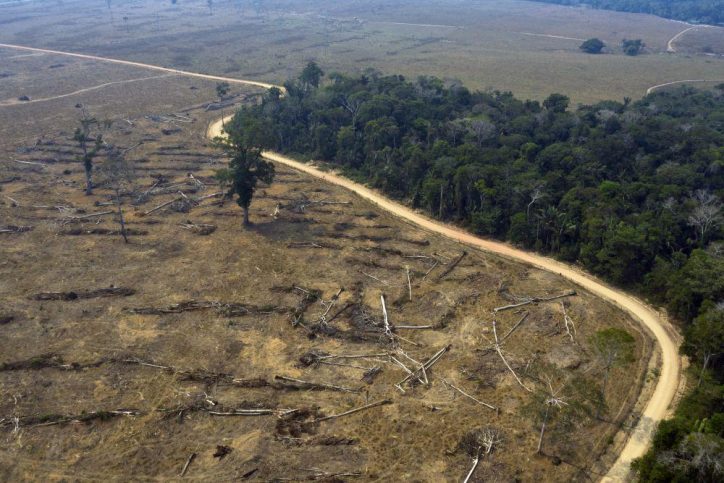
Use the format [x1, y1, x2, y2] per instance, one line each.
[530, 0, 723, 25]
[228, 67, 723, 481]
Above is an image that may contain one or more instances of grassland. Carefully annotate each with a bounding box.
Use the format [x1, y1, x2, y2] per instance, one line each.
[0, 0, 722, 104]
[0, 46, 658, 481]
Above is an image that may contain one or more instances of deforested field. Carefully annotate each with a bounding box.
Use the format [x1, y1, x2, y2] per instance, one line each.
[0, 46, 658, 482]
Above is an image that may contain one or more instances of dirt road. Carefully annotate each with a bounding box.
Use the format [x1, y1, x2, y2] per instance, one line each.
[0, 41, 681, 482]
[208, 116, 681, 482]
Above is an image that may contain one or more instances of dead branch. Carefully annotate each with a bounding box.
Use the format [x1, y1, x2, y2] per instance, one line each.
[316, 399, 392, 422]
[180, 222, 217, 236]
[0, 225, 33, 234]
[180, 453, 196, 477]
[361, 271, 389, 286]
[492, 320, 532, 392]
[561, 302, 576, 343]
[206, 409, 275, 416]
[499, 312, 529, 344]
[493, 290, 576, 312]
[405, 266, 412, 301]
[463, 447, 482, 483]
[32, 287, 135, 301]
[396, 345, 451, 387]
[436, 251, 467, 281]
[274, 376, 360, 393]
[380, 295, 395, 345]
[63, 210, 113, 222]
[441, 379, 497, 411]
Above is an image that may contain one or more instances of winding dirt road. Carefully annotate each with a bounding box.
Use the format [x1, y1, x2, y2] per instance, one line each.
[0, 41, 682, 481]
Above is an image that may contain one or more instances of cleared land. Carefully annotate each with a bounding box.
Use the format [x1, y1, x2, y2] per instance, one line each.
[0, 0, 722, 104]
[0, 53, 656, 481]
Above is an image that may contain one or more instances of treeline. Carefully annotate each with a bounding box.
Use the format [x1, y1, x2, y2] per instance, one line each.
[231, 66, 723, 479]
[529, 0, 724, 25]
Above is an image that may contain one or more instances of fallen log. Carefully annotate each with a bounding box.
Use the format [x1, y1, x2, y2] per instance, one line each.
[493, 290, 576, 313]
[436, 251, 467, 281]
[316, 399, 392, 422]
[32, 287, 135, 301]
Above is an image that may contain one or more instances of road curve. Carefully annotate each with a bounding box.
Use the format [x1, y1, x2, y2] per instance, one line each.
[209, 116, 680, 482]
[647, 78, 724, 95]
[0, 41, 680, 482]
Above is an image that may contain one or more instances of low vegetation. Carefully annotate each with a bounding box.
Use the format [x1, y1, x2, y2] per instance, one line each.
[531, 0, 724, 25]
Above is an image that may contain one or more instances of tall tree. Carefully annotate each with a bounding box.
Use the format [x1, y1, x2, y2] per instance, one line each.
[214, 112, 275, 226]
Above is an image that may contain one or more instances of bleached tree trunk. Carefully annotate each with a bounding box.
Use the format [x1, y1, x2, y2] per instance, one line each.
[537, 405, 550, 454]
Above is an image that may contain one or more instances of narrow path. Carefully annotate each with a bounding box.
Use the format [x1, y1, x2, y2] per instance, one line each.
[646, 78, 724, 95]
[519, 32, 585, 42]
[0, 42, 278, 90]
[0, 40, 681, 482]
[208, 116, 680, 483]
[667, 24, 713, 53]
[0, 74, 174, 107]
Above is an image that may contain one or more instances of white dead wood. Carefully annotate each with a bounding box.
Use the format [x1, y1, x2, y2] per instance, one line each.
[405, 266, 412, 301]
[143, 196, 183, 216]
[361, 271, 389, 286]
[274, 375, 359, 393]
[500, 312, 530, 344]
[422, 260, 439, 280]
[3, 194, 20, 206]
[493, 320, 532, 392]
[11, 159, 45, 167]
[396, 345, 451, 387]
[395, 325, 435, 330]
[318, 288, 344, 327]
[380, 295, 395, 344]
[441, 379, 497, 411]
[561, 302, 576, 343]
[398, 349, 428, 384]
[493, 290, 576, 313]
[463, 447, 482, 483]
[316, 399, 392, 422]
[64, 210, 114, 222]
[390, 356, 424, 390]
[180, 453, 196, 477]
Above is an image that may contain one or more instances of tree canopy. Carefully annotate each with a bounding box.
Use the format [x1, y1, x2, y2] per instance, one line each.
[580, 38, 606, 54]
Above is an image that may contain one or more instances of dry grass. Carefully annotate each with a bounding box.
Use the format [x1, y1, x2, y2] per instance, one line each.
[0, 0, 722, 105]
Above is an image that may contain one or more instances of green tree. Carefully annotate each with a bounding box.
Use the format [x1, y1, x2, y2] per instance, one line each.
[214, 112, 275, 226]
[622, 38, 645, 56]
[543, 93, 570, 114]
[580, 38, 605, 54]
[684, 306, 724, 387]
[299, 61, 324, 90]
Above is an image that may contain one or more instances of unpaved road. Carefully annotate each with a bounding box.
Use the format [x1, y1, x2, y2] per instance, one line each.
[647, 78, 724, 95]
[0, 41, 682, 482]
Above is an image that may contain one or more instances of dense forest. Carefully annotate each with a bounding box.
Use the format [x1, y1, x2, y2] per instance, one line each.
[227, 66, 723, 481]
[529, 0, 724, 24]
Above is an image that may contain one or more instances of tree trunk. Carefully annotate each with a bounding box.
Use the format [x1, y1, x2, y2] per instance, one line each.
[115, 188, 128, 243]
[84, 167, 93, 195]
[438, 184, 444, 219]
[698, 353, 711, 387]
[242, 206, 250, 226]
[537, 405, 550, 454]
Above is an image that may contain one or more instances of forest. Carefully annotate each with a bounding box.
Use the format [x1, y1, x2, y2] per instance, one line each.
[530, 0, 724, 25]
[227, 65, 723, 481]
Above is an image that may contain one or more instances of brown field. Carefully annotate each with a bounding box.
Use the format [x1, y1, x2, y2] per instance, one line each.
[0, 50, 658, 481]
[0, 0, 722, 104]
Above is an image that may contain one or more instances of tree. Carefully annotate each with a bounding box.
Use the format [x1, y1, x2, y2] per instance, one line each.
[73, 111, 106, 195]
[580, 38, 605, 54]
[622, 38, 645, 56]
[688, 190, 721, 246]
[299, 61, 324, 90]
[590, 328, 635, 413]
[543, 93, 569, 114]
[216, 81, 230, 102]
[101, 145, 137, 243]
[214, 112, 275, 226]
[684, 306, 724, 387]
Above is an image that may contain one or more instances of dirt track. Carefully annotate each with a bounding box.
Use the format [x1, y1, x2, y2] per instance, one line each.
[0, 41, 682, 482]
